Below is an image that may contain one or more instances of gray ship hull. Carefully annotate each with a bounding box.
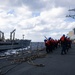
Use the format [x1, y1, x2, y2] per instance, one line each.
[0, 40, 31, 51]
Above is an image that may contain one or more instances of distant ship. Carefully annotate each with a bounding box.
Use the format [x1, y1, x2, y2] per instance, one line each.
[0, 29, 31, 51]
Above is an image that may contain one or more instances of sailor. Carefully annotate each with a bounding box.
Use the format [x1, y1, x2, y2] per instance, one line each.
[44, 39, 50, 53]
[65, 36, 69, 52]
[50, 38, 54, 51]
[68, 37, 72, 49]
[48, 37, 53, 53]
[55, 39, 58, 49]
[60, 34, 67, 55]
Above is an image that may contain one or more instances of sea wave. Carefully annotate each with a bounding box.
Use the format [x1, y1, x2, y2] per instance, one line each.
[0, 42, 45, 56]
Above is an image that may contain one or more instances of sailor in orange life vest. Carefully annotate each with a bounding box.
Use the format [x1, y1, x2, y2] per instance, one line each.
[68, 37, 72, 48]
[44, 39, 49, 53]
[44, 39, 50, 53]
[60, 34, 67, 55]
[48, 37, 53, 52]
[65, 36, 72, 52]
[44, 37, 52, 53]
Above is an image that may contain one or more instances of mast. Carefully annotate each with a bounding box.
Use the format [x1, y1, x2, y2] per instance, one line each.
[66, 8, 75, 19]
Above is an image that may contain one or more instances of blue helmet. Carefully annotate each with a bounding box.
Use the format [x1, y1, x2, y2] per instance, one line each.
[48, 37, 51, 40]
[44, 39, 47, 42]
[63, 34, 65, 36]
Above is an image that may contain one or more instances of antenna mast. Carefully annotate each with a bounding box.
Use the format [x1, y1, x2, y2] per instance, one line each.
[66, 8, 75, 19]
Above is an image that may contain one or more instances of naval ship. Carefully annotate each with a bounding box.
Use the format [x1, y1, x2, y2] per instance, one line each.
[0, 29, 31, 51]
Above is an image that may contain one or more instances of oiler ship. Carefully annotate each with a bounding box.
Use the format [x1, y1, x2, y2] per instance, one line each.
[0, 29, 31, 51]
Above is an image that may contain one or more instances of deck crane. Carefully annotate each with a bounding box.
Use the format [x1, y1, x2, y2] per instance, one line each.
[0, 31, 4, 41]
[10, 29, 16, 40]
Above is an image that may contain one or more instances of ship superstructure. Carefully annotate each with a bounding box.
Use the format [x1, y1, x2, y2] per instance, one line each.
[0, 29, 31, 51]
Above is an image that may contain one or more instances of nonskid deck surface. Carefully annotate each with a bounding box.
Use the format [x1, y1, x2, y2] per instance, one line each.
[0, 44, 75, 75]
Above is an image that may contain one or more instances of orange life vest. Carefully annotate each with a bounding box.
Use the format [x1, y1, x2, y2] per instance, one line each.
[60, 36, 65, 41]
[46, 40, 50, 46]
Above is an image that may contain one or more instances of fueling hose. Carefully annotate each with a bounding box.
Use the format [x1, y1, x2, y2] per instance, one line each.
[27, 58, 45, 67]
[0, 53, 46, 75]
[9, 53, 46, 67]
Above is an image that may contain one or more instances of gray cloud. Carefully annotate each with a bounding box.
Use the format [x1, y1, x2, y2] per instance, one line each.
[7, 0, 75, 11]
[54, 0, 75, 8]
[8, 0, 22, 7]
[7, 0, 47, 11]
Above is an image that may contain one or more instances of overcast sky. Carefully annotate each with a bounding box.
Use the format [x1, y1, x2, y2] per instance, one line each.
[0, 0, 75, 42]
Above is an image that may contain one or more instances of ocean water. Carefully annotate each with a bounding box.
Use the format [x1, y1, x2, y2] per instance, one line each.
[30, 42, 45, 50]
[0, 42, 45, 57]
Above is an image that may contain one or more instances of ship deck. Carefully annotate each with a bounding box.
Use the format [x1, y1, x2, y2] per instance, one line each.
[0, 44, 75, 75]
